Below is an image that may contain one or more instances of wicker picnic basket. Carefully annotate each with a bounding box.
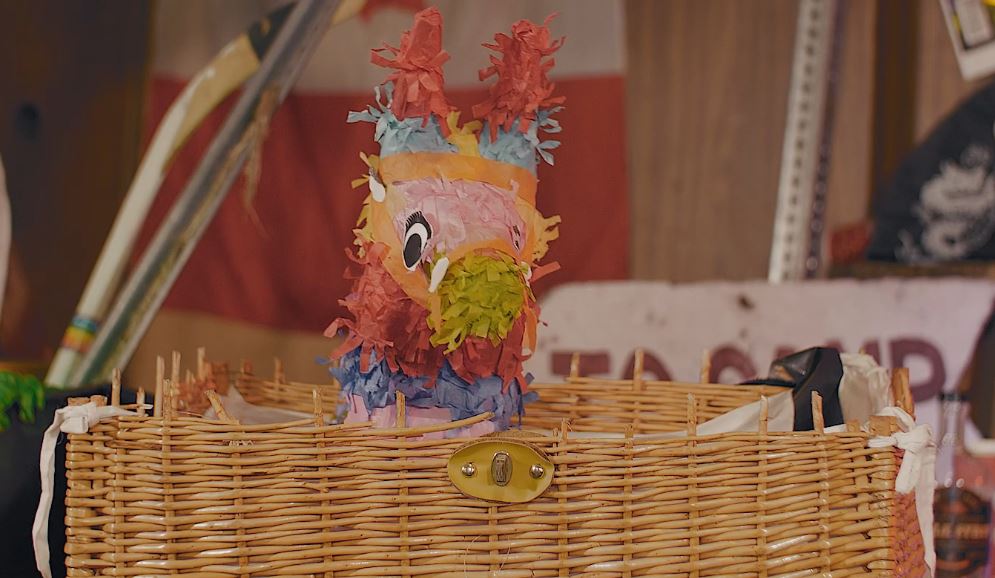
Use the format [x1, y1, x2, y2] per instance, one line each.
[61, 351, 926, 577]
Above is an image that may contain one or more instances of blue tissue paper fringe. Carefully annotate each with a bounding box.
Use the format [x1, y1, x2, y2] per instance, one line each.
[330, 347, 536, 430]
[348, 83, 456, 157]
[349, 84, 563, 170]
[478, 108, 562, 173]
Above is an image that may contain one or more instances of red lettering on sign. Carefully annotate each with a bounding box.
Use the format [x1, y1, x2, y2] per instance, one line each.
[550, 351, 611, 377]
[890, 338, 946, 401]
[709, 345, 757, 382]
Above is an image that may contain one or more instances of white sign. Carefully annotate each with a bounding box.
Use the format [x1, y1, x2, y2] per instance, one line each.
[940, 0, 995, 80]
[531, 279, 995, 432]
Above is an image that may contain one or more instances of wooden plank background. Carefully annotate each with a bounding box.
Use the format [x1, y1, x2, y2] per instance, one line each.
[626, 0, 983, 282]
[627, 0, 797, 281]
[0, 0, 989, 380]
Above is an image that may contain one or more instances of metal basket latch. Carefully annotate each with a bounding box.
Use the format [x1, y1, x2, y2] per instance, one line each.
[447, 439, 553, 503]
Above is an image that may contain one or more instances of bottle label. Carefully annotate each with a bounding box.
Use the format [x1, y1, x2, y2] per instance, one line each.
[935, 486, 992, 578]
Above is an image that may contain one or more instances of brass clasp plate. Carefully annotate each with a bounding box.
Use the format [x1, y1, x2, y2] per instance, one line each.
[447, 438, 553, 503]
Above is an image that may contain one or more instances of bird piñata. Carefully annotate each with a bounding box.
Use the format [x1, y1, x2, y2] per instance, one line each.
[326, 7, 563, 436]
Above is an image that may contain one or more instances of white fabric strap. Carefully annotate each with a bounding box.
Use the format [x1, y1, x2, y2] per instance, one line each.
[33, 402, 134, 578]
[866, 406, 936, 577]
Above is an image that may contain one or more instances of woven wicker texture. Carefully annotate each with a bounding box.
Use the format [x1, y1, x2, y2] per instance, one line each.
[61, 352, 925, 576]
[64, 417, 923, 575]
[64, 417, 917, 577]
[523, 379, 785, 434]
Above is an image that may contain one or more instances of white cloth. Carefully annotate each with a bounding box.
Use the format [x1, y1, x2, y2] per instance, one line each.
[202, 386, 314, 424]
[33, 402, 136, 578]
[839, 353, 893, 425]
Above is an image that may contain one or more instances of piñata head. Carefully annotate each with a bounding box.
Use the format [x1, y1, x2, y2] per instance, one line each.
[327, 7, 563, 435]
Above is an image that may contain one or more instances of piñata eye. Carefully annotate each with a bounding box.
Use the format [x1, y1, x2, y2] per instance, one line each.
[403, 211, 432, 270]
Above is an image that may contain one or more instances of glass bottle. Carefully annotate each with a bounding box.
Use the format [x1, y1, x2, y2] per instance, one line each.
[935, 392, 993, 578]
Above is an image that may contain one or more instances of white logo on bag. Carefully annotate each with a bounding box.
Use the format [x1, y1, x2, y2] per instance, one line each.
[901, 137, 995, 261]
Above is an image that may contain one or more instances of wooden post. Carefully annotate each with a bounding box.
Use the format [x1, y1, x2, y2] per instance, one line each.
[312, 389, 324, 427]
[197, 346, 207, 380]
[110, 368, 121, 407]
[632, 350, 645, 433]
[171, 351, 181, 386]
[759, 396, 769, 435]
[811, 392, 824, 433]
[154, 356, 165, 418]
[890, 367, 913, 418]
[161, 379, 173, 421]
[396, 391, 407, 428]
[632, 349, 645, 392]
[699, 349, 711, 384]
[568, 352, 580, 382]
[206, 390, 239, 424]
[686, 393, 698, 436]
[169, 381, 179, 420]
[274, 357, 285, 384]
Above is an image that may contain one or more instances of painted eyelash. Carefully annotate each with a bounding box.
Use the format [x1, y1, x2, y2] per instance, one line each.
[406, 211, 426, 230]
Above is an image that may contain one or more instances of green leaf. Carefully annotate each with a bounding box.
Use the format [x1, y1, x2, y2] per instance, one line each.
[17, 376, 45, 423]
[0, 372, 47, 431]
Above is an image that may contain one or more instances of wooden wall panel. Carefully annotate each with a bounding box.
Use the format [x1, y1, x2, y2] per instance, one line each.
[0, 1, 151, 358]
[825, 0, 877, 236]
[627, 0, 797, 281]
[625, 1, 904, 281]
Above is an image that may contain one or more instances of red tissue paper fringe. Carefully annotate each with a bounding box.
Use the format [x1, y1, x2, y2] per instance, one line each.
[325, 242, 535, 392]
[473, 14, 566, 140]
[371, 6, 454, 135]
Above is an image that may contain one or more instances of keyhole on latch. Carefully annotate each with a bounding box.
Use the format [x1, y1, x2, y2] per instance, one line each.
[491, 451, 512, 486]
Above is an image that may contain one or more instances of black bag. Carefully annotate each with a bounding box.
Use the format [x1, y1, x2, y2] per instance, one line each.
[869, 81, 995, 262]
[0, 385, 127, 578]
[742, 347, 845, 431]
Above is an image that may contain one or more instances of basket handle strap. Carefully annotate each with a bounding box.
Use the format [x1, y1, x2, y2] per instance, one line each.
[33, 402, 134, 578]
